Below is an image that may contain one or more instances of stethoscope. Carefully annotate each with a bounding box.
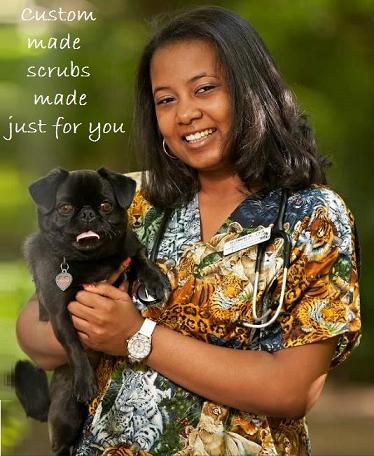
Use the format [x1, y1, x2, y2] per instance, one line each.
[235, 189, 291, 329]
[135, 189, 291, 329]
[133, 207, 173, 305]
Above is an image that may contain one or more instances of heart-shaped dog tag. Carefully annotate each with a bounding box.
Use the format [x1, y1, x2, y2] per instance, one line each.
[55, 272, 73, 291]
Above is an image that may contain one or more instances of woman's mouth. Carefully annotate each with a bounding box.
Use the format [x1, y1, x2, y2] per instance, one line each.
[183, 128, 216, 144]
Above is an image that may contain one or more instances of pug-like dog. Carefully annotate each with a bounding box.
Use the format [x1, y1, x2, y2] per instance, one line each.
[14, 168, 170, 456]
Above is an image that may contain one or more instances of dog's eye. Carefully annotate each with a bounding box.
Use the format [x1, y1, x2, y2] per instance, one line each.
[100, 201, 113, 213]
[57, 204, 74, 215]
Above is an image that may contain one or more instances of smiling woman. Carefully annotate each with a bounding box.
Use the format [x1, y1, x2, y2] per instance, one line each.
[151, 40, 231, 174]
[16, 6, 361, 456]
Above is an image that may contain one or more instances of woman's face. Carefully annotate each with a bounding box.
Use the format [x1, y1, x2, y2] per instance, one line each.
[150, 40, 232, 174]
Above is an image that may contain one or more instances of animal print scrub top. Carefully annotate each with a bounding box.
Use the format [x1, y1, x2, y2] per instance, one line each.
[73, 183, 361, 456]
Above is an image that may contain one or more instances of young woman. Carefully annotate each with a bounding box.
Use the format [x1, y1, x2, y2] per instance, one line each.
[17, 7, 360, 455]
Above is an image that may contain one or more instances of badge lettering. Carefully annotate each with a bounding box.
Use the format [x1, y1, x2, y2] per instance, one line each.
[223, 226, 272, 256]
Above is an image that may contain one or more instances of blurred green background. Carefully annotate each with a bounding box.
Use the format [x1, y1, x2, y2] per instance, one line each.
[0, 0, 373, 454]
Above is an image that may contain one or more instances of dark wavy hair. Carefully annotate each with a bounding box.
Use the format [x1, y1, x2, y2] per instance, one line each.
[134, 6, 329, 209]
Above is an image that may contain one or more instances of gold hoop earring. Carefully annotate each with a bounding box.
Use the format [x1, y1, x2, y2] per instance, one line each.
[162, 139, 177, 160]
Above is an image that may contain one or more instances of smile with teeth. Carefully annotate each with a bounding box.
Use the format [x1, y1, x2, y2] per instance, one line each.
[184, 128, 216, 143]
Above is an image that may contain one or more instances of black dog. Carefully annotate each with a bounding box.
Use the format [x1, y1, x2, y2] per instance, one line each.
[15, 168, 169, 456]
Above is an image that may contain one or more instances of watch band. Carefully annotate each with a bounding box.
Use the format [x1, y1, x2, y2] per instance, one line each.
[126, 318, 157, 363]
[138, 318, 157, 337]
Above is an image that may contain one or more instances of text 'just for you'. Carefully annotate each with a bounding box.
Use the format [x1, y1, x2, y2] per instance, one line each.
[3, 116, 126, 143]
[2, 8, 127, 143]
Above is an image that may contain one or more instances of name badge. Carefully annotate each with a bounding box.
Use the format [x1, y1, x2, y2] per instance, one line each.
[223, 226, 271, 256]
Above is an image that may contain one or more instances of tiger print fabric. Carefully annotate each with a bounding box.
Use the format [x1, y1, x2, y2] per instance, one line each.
[73, 185, 360, 456]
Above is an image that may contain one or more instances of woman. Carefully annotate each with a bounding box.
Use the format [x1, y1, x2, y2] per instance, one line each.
[17, 7, 360, 456]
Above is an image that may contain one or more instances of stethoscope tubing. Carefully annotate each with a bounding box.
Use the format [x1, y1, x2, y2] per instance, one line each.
[137, 190, 291, 330]
[236, 190, 291, 329]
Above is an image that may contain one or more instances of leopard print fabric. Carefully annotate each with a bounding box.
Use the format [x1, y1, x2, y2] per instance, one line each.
[73, 185, 360, 456]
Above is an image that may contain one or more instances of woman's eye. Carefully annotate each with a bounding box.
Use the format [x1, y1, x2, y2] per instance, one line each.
[197, 85, 215, 94]
[57, 204, 74, 215]
[156, 97, 174, 105]
[100, 201, 113, 213]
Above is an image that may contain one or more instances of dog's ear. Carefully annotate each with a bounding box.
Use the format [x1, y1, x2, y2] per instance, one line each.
[29, 168, 69, 214]
[97, 168, 136, 209]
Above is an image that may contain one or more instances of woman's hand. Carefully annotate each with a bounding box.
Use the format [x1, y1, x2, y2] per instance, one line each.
[67, 283, 144, 356]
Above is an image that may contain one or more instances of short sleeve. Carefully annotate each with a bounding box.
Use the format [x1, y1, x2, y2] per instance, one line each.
[280, 188, 361, 367]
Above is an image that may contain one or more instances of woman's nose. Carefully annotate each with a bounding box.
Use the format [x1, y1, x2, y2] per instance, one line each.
[176, 97, 202, 124]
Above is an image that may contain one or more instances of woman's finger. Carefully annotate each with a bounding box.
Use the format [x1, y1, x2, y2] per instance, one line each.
[119, 280, 129, 292]
[77, 331, 89, 343]
[70, 314, 91, 334]
[74, 290, 121, 313]
[82, 282, 129, 301]
[68, 299, 96, 319]
[106, 258, 132, 285]
[77, 331, 95, 350]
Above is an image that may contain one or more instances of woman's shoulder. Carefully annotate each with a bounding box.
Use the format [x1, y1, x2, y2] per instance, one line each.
[289, 184, 355, 224]
[288, 185, 358, 261]
[292, 184, 351, 208]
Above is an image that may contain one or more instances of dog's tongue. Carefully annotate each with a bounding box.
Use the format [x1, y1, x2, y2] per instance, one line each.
[76, 231, 100, 242]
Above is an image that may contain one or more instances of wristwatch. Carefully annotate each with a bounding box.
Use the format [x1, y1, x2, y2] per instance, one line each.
[126, 318, 157, 363]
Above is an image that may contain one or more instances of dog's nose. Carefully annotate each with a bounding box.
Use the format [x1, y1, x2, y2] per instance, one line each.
[79, 207, 96, 223]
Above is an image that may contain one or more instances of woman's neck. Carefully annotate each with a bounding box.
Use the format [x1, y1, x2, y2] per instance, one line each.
[198, 171, 248, 200]
[197, 171, 250, 242]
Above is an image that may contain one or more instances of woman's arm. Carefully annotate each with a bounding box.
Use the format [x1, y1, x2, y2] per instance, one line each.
[68, 283, 337, 418]
[148, 324, 336, 418]
[16, 294, 68, 370]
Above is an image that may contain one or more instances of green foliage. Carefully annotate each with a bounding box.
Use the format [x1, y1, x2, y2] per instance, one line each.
[154, 387, 202, 456]
[1, 400, 29, 453]
[0, 0, 372, 387]
[0, 261, 34, 452]
[0, 4, 372, 454]
[196, 253, 221, 278]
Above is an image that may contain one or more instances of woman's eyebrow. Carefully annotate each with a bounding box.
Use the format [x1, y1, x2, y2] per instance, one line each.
[153, 73, 218, 96]
[189, 72, 217, 82]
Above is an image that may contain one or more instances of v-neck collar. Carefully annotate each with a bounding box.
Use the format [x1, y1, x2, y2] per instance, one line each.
[154, 188, 277, 262]
[195, 189, 271, 244]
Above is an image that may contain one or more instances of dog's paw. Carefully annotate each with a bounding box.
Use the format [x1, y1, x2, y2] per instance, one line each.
[73, 370, 97, 404]
[141, 268, 171, 303]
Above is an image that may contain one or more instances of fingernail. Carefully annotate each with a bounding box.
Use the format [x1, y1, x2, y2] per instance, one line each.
[82, 283, 95, 289]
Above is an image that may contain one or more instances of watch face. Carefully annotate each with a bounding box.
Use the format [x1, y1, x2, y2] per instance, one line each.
[127, 333, 151, 361]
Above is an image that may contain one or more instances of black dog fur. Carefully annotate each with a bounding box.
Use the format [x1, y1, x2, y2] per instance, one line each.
[14, 168, 170, 456]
